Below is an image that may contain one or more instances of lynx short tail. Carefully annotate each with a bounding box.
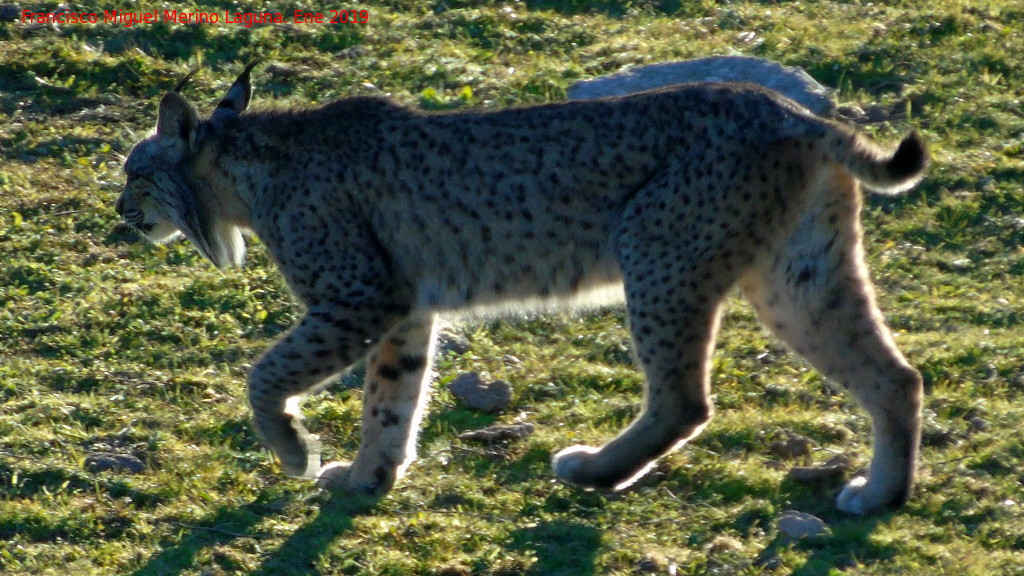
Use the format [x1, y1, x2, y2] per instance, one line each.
[828, 130, 929, 195]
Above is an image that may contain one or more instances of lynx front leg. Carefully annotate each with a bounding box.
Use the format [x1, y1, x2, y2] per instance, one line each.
[318, 315, 438, 494]
[249, 304, 404, 478]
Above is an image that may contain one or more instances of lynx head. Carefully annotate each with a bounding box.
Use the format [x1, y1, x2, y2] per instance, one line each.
[115, 63, 257, 269]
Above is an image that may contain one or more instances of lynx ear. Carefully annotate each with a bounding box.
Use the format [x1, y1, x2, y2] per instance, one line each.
[212, 62, 258, 123]
[157, 91, 201, 150]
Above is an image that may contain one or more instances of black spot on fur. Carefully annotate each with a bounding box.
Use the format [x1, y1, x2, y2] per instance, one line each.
[377, 364, 401, 381]
[399, 355, 426, 373]
[381, 409, 400, 428]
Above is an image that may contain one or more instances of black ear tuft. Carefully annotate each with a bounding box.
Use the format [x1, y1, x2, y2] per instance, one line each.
[174, 68, 201, 93]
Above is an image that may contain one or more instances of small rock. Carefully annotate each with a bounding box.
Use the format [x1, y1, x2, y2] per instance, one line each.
[787, 454, 851, 484]
[777, 510, 828, 540]
[437, 329, 471, 355]
[431, 566, 471, 576]
[337, 45, 369, 60]
[762, 384, 790, 400]
[921, 421, 956, 447]
[966, 416, 989, 432]
[838, 105, 866, 120]
[636, 552, 675, 574]
[264, 63, 308, 79]
[768, 432, 813, 460]
[706, 535, 742, 554]
[85, 452, 146, 474]
[984, 363, 999, 379]
[753, 554, 783, 571]
[863, 104, 893, 123]
[950, 258, 972, 271]
[458, 422, 534, 443]
[448, 372, 512, 413]
[0, 3, 20, 22]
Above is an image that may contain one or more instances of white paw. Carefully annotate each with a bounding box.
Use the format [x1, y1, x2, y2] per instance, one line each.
[836, 476, 870, 515]
[316, 461, 353, 491]
[552, 445, 601, 483]
[280, 444, 321, 479]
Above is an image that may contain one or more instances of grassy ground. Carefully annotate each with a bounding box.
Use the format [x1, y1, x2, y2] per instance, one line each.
[2, 1, 1023, 574]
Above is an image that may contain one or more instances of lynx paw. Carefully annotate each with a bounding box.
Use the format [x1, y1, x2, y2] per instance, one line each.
[553, 445, 656, 490]
[836, 476, 907, 515]
[253, 410, 321, 478]
[836, 477, 873, 514]
[274, 433, 321, 478]
[551, 445, 601, 484]
[316, 461, 354, 492]
[317, 461, 396, 494]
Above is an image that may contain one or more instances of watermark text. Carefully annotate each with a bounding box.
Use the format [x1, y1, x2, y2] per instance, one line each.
[20, 9, 370, 27]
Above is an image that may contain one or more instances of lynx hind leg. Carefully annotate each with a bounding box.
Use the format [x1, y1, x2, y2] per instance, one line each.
[552, 303, 720, 485]
[552, 295, 723, 490]
[740, 169, 922, 514]
[553, 177, 754, 488]
[249, 305, 404, 478]
[318, 315, 438, 494]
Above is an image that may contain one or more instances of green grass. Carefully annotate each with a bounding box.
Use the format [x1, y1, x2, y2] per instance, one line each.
[2, 1, 1024, 574]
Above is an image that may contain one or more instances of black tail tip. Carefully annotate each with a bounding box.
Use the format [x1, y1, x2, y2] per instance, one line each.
[890, 131, 929, 181]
